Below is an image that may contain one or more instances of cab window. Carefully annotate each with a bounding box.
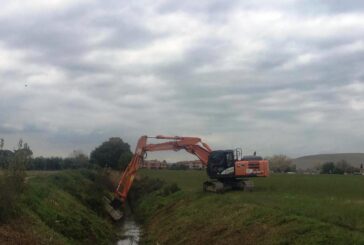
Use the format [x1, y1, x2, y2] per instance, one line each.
[226, 152, 234, 167]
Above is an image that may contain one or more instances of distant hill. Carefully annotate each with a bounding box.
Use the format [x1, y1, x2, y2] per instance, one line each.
[293, 153, 364, 170]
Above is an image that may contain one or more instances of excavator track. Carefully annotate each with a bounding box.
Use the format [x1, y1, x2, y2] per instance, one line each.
[203, 180, 229, 193]
[203, 180, 254, 193]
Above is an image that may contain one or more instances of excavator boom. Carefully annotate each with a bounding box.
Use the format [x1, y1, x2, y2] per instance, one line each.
[114, 135, 212, 204]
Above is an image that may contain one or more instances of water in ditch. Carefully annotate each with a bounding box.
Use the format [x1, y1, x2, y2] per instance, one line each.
[117, 206, 142, 245]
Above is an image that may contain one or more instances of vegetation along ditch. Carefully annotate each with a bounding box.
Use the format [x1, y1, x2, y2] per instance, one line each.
[2, 158, 364, 244]
[0, 169, 120, 244]
[127, 169, 364, 245]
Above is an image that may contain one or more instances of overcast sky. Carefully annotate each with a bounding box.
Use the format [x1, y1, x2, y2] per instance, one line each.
[1, 0, 364, 160]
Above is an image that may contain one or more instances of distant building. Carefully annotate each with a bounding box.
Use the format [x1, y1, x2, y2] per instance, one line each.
[140, 159, 205, 170]
[174, 160, 205, 170]
[141, 160, 167, 169]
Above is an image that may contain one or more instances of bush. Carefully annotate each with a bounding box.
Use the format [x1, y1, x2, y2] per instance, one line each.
[0, 150, 28, 222]
[27, 156, 90, 170]
[320, 160, 358, 174]
[128, 177, 165, 203]
[0, 176, 21, 222]
[128, 177, 181, 205]
[268, 155, 295, 173]
[84, 171, 114, 215]
[162, 183, 180, 196]
[49, 170, 112, 216]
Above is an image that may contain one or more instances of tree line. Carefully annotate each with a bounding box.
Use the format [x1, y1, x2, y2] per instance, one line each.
[320, 160, 361, 174]
[2, 137, 361, 174]
[268, 154, 362, 174]
[0, 137, 132, 171]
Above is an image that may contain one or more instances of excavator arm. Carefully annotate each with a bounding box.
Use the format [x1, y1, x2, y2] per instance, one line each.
[114, 135, 212, 204]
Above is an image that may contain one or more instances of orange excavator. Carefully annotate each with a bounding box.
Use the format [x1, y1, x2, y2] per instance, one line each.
[110, 135, 269, 211]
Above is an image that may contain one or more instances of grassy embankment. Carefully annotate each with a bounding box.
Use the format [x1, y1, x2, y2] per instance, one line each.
[0, 170, 118, 244]
[131, 169, 364, 244]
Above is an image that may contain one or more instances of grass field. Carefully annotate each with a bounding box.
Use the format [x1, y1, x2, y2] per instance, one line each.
[135, 169, 364, 244]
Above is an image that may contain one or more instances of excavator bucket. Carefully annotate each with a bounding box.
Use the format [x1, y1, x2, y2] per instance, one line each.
[104, 196, 123, 221]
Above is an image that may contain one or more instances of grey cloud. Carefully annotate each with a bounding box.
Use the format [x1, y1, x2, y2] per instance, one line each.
[317, 1, 364, 13]
[0, 0, 364, 159]
[157, 0, 239, 15]
[0, 125, 18, 134]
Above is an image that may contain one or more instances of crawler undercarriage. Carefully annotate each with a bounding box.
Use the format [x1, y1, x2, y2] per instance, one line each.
[203, 179, 254, 193]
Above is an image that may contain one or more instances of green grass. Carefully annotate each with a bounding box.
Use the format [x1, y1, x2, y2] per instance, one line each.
[0, 170, 62, 175]
[24, 171, 117, 244]
[25, 170, 63, 176]
[0, 170, 118, 244]
[138, 169, 206, 192]
[134, 170, 364, 244]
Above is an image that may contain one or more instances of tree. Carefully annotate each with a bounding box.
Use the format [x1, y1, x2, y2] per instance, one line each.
[118, 151, 133, 170]
[321, 162, 335, 174]
[0, 147, 28, 221]
[0, 150, 13, 169]
[320, 160, 357, 174]
[268, 155, 295, 173]
[0, 138, 4, 150]
[90, 137, 132, 169]
[14, 141, 33, 160]
[68, 150, 89, 168]
[6, 145, 30, 194]
[335, 159, 357, 174]
[17, 139, 23, 150]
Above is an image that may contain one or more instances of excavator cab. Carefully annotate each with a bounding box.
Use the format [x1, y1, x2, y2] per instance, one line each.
[204, 149, 269, 193]
[206, 150, 235, 179]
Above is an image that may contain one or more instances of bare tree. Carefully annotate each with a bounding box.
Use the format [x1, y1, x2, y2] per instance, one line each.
[268, 154, 295, 173]
[69, 150, 89, 168]
[17, 139, 23, 150]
